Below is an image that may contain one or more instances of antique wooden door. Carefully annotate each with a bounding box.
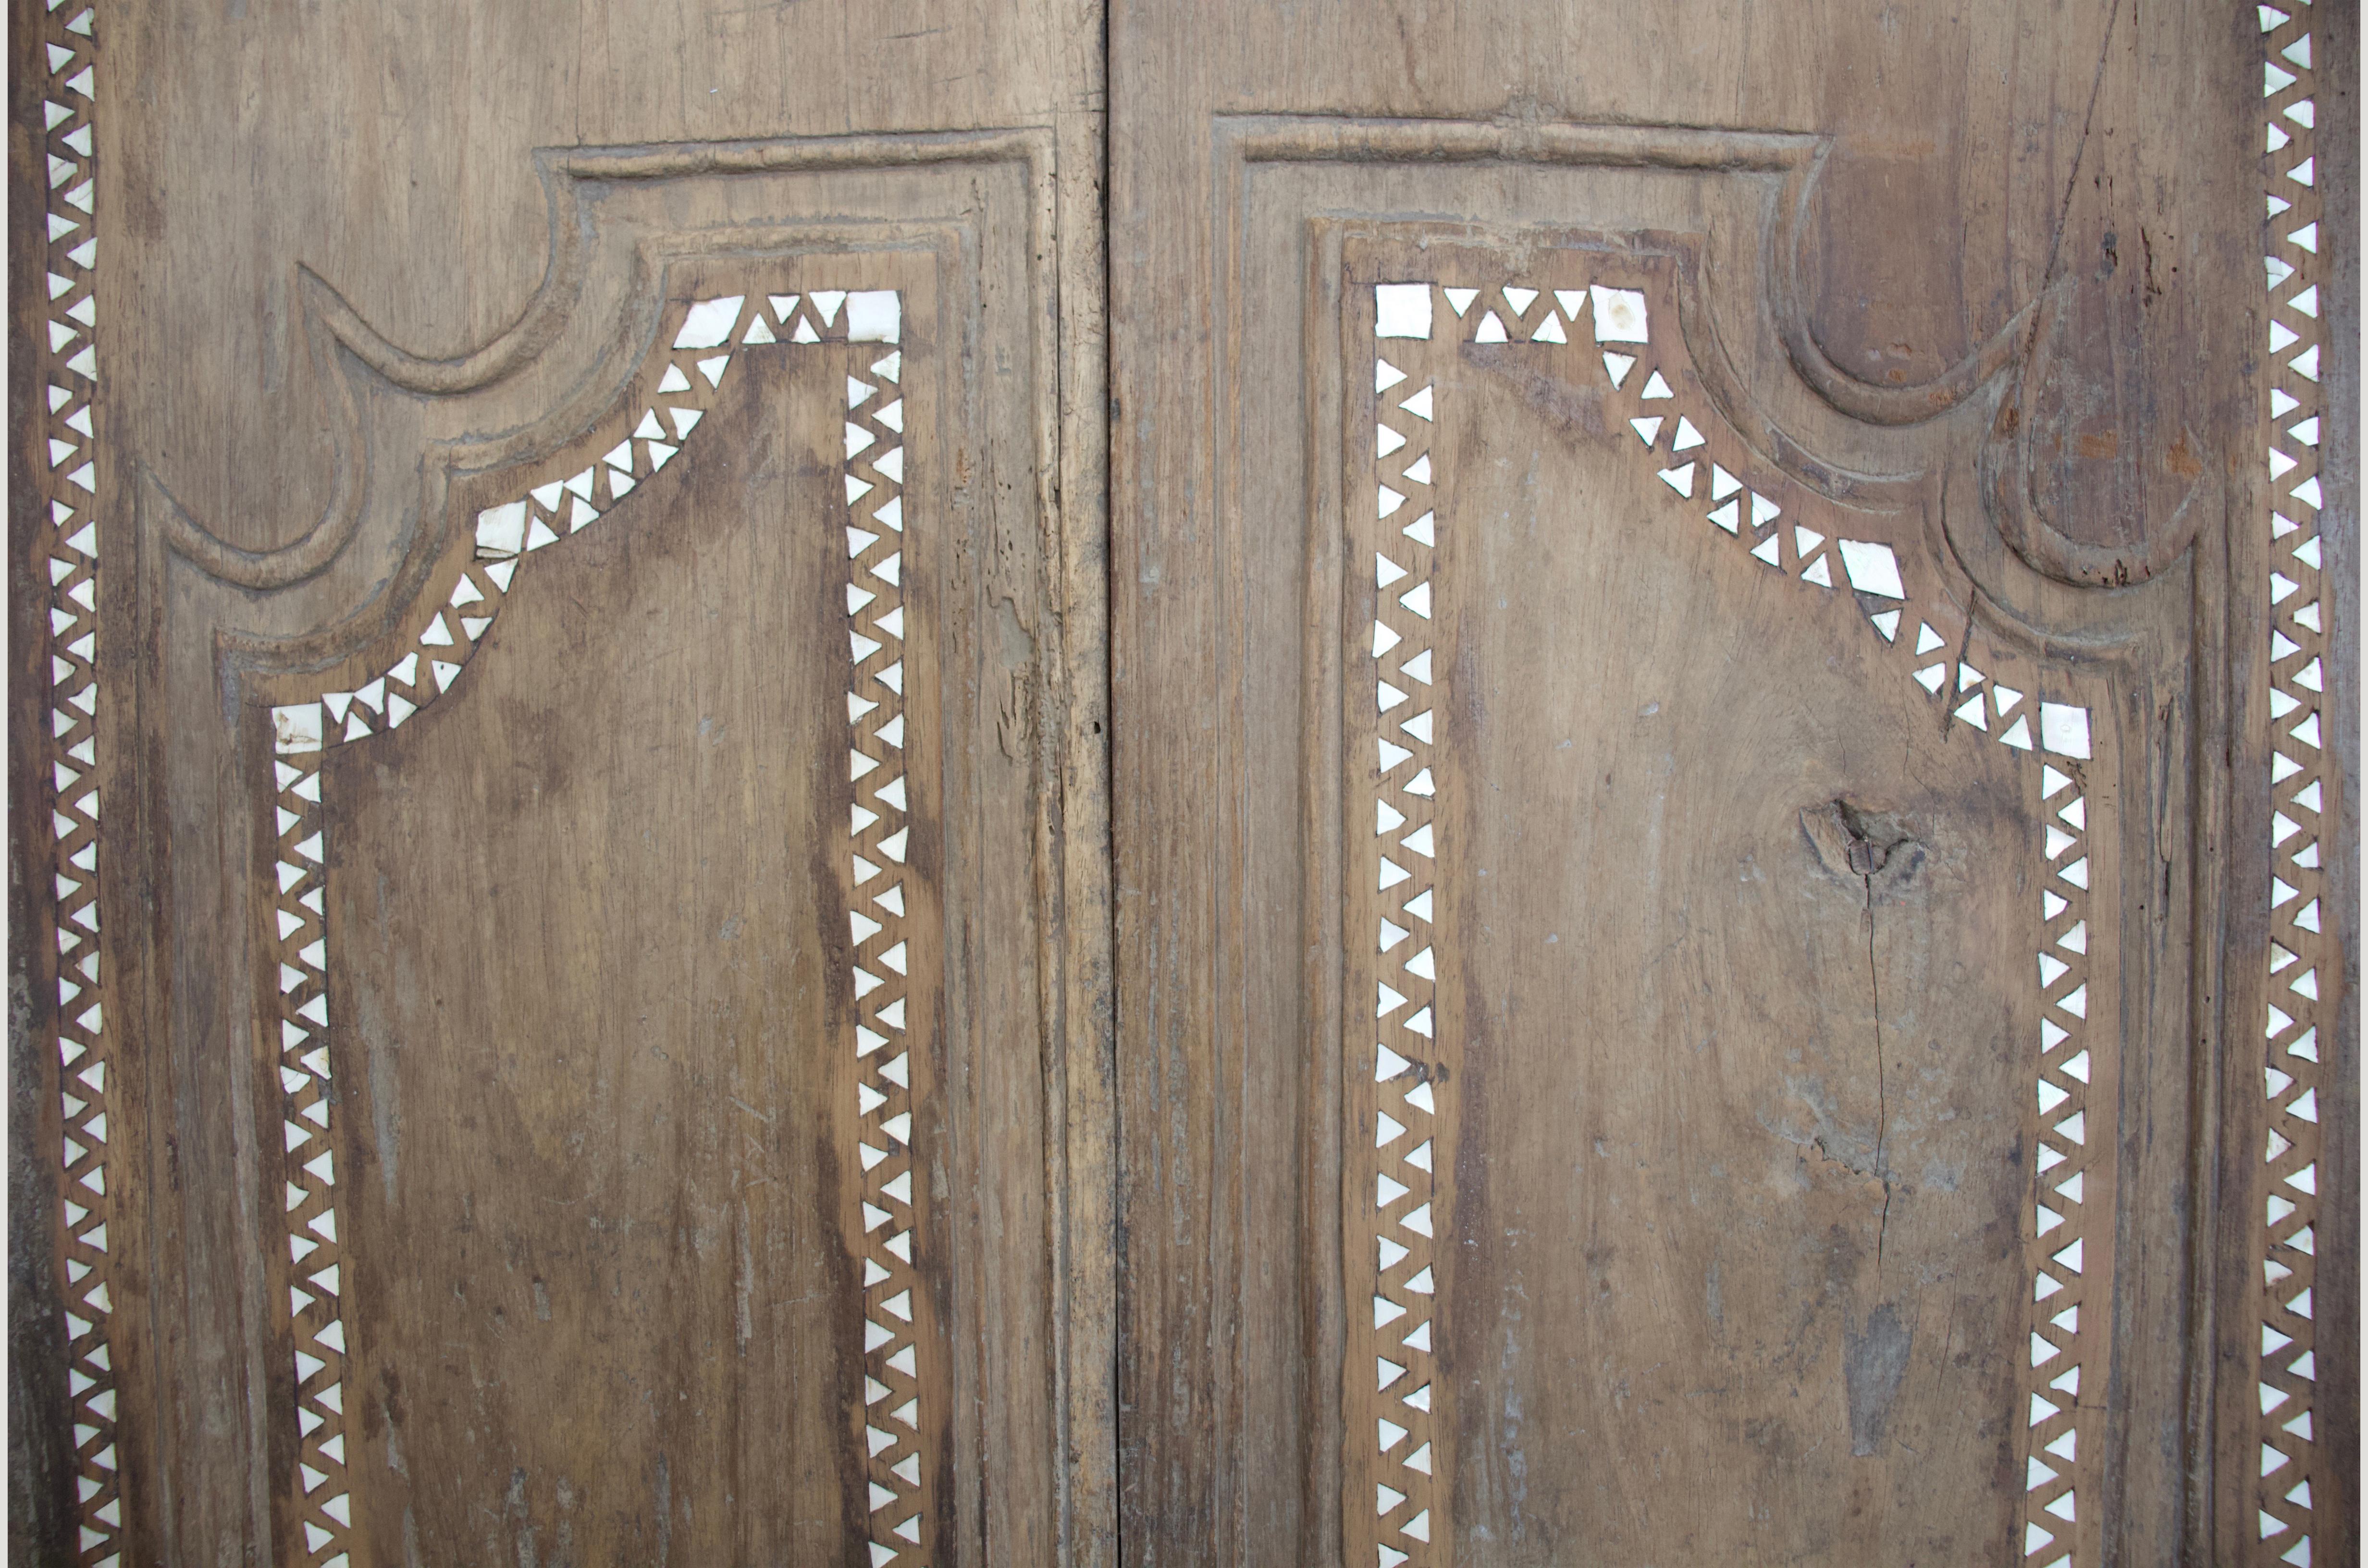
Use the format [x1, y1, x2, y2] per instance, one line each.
[8, 3, 2355, 1567]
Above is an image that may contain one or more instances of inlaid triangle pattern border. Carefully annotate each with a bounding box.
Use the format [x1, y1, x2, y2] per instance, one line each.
[839, 336, 938, 1563]
[1362, 277, 2110, 1568]
[2252, 4, 2331, 1562]
[266, 288, 937, 1568]
[1354, 313, 1455, 1568]
[30, 3, 122, 1565]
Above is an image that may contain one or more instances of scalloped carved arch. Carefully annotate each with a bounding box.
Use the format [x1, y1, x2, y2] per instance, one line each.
[157, 131, 1055, 598]
[164, 130, 1076, 1568]
[253, 276, 944, 1568]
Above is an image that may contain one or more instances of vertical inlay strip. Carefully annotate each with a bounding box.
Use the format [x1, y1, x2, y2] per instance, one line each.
[837, 327, 939, 1566]
[33, 3, 123, 1562]
[2022, 761, 2099, 1565]
[1350, 283, 1456, 1568]
[2252, 4, 2330, 1560]
[261, 752, 350, 1564]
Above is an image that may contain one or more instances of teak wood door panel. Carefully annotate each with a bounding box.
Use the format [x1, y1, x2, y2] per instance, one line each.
[9, 8, 1113, 1565]
[1107, 6, 2353, 1568]
[6, 2, 2354, 1567]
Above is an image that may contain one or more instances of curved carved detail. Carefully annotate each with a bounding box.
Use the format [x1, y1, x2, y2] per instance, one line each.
[1324, 107, 2211, 596]
[151, 293, 371, 591]
[1257, 124, 2031, 443]
[1974, 0, 2218, 592]
[1768, 144, 2038, 430]
[1221, 113, 2197, 602]
[1972, 233, 2221, 592]
[160, 129, 1052, 594]
[1771, 128, 2208, 593]
[302, 159, 588, 396]
[1664, 236, 1929, 508]
[1980, 353, 2219, 591]
[261, 288, 897, 749]
[1631, 228, 2183, 649]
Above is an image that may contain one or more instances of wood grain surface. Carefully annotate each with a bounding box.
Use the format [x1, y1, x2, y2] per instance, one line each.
[322, 330, 863, 1562]
[10, 2, 1111, 1564]
[1107, 5, 2351, 1567]
[4, 2, 2353, 1566]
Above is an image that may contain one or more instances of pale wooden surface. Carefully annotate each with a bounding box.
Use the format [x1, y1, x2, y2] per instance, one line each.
[4, 0, 2354, 1564]
[1399, 278, 2034, 1560]
[1104, 3, 2349, 1566]
[318, 343, 888, 1562]
[11, 0, 1111, 1564]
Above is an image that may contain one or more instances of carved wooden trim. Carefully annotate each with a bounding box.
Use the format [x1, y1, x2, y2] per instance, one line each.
[254, 287, 945, 1568]
[1216, 116, 2038, 436]
[25, 4, 126, 1563]
[2247, 7, 2334, 1562]
[154, 129, 1057, 594]
[1177, 120, 2201, 1561]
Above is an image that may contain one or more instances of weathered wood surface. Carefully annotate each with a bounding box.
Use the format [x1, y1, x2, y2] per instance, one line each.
[10, 2, 1111, 1565]
[1105, 3, 2353, 1566]
[5, 1, 2355, 1565]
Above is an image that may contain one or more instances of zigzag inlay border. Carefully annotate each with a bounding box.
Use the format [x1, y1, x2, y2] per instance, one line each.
[1350, 270, 2108, 1567]
[1355, 299, 1453, 1568]
[263, 287, 937, 1567]
[30, 2, 124, 1562]
[2249, 3, 2331, 1561]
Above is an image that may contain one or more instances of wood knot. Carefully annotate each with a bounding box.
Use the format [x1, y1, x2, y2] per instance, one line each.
[1802, 799, 1921, 890]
